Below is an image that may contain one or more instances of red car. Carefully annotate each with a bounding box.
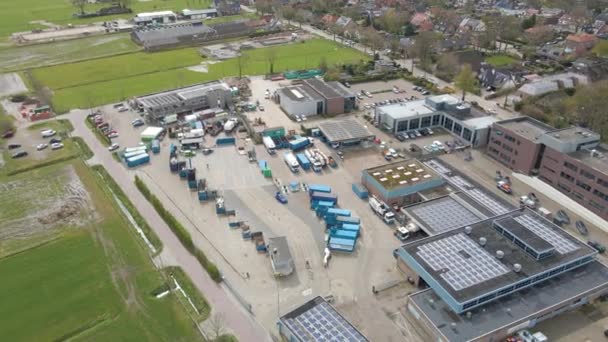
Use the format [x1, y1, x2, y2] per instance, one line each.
[2, 130, 15, 139]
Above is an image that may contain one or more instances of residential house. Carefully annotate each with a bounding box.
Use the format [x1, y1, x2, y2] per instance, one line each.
[411, 12, 430, 27]
[536, 42, 568, 61]
[458, 17, 486, 33]
[321, 14, 339, 27]
[335, 16, 360, 39]
[537, 7, 563, 25]
[566, 33, 599, 57]
[557, 14, 579, 33]
[478, 64, 519, 90]
[572, 57, 608, 81]
[437, 35, 470, 52]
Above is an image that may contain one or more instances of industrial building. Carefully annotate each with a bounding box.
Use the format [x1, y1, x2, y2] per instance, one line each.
[361, 160, 444, 205]
[268, 237, 294, 277]
[134, 81, 232, 120]
[277, 79, 355, 117]
[397, 205, 608, 341]
[278, 296, 369, 342]
[487, 117, 608, 220]
[316, 118, 375, 147]
[181, 8, 218, 20]
[133, 11, 177, 25]
[374, 94, 498, 147]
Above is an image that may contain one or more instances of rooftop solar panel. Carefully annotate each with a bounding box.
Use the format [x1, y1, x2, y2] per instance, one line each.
[417, 233, 510, 291]
[411, 198, 482, 234]
[514, 214, 579, 254]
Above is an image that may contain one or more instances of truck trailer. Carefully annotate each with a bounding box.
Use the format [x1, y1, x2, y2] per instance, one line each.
[369, 196, 395, 224]
[263, 136, 276, 154]
[296, 153, 311, 170]
[126, 153, 150, 168]
[283, 152, 299, 173]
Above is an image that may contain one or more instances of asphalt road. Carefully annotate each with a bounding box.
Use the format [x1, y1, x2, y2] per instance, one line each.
[62, 110, 271, 342]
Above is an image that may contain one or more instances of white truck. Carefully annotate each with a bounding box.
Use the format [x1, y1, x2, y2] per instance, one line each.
[394, 223, 420, 241]
[305, 149, 322, 172]
[283, 152, 299, 173]
[223, 118, 238, 132]
[263, 136, 276, 154]
[369, 196, 395, 224]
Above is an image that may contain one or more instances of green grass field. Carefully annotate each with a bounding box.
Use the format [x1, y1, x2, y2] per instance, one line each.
[0, 0, 213, 38]
[0, 159, 202, 341]
[35, 39, 367, 112]
[0, 34, 140, 72]
[485, 54, 518, 67]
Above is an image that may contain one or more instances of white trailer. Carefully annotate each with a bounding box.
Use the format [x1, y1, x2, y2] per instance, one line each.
[369, 196, 395, 224]
[263, 136, 276, 154]
[284, 152, 299, 173]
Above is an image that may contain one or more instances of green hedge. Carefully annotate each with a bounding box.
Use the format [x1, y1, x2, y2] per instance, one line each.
[85, 116, 111, 146]
[135, 176, 222, 282]
[6, 153, 78, 176]
[72, 137, 93, 160]
[164, 266, 211, 320]
[93, 166, 163, 252]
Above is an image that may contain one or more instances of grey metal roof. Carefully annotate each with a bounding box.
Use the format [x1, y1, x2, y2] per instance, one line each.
[405, 195, 485, 236]
[269, 236, 294, 276]
[136, 80, 228, 109]
[317, 118, 374, 143]
[410, 260, 608, 342]
[303, 78, 354, 99]
[133, 23, 216, 46]
[279, 85, 324, 102]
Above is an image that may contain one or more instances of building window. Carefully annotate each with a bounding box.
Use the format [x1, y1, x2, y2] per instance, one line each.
[598, 178, 608, 188]
[491, 138, 501, 146]
[499, 153, 511, 162]
[463, 128, 472, 141]
[589, 200, 605, 212]
[494, 130, 503, 136]
[453, 123, 463, 135]
[421, 116, 431, 128]
[517, 140, 521, 146]
[576, 180, 592, 192]
[505, 134, 515, 143]
[580, 169, 596, 180]
[432, 114, 441, 126]
[572, 191, 584, 200]
[557, 182, 571, 193]
[409, 118, 420, 130]
[593, 189, 608, 202]
[564, 161, 578, 172]
[542, 166, 556, 174]
[502, 144, 514, 153]
[544, 155, 559, 164]
[397, 120, 408, 132]
[444, 117, 453, 130]
[560, 172, 575, 183]
[489, 147, 499, 155]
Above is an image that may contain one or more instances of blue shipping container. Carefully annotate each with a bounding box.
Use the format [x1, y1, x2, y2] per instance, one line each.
[126, 153, 150, 168]
[326, 208, 351, 217]
[152, 139, 160, 154]
[351, 183, 369, 199]
[310, 192, 338, 204]
[308, 184, 332, 194]
[328, 237, 356, 252]
[311, 200, 334, 210]
[331, 229, 358, 240]
[216, 137, 236, 145]
[337, 216, 361, 225]
[289, 137, 310, 151]
[296, 153, 311, 170]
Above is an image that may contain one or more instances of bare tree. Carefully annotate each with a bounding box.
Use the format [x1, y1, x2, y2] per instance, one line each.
[71, 0, 87, 15]
[265, 47, 278, 74]
[236, 53, 249, 79]
[208, 314, 226, 340]
[280, 6, 296, 26]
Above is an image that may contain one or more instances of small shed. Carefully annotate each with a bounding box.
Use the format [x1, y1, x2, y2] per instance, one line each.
[140, 126, 164, 142]
[268, 237, 294, 277]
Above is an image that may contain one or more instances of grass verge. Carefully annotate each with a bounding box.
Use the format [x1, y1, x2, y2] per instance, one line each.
[92, 165, 162, 253]
[164, 266, 211, 321]
[135, 176, 222, 282]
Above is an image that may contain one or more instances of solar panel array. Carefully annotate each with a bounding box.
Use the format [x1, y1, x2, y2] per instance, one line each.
[425, 160, 450, 174]
[411, 199, 481, 234]
[468, 189, 511, 215]
[283, 301, 368, 342]
[318, 119, 372, 143]
[417, 233, 510, 291]
[450, 175, 473, 189]
[514, 214, 579, 254]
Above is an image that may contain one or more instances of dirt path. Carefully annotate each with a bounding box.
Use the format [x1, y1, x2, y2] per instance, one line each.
[64, 109, 271, 342]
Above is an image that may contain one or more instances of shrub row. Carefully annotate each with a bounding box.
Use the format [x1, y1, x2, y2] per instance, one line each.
[6, 153, 77, 176]
[165, 266, 211, 320]
[134, 176, 222, 282]
[93, 165, 163, 252]
[72, 137, 93, 160]
[85, 116, 111, 146]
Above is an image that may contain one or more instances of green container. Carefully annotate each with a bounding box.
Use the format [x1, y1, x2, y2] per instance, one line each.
[263, 168, 272, 178]
[262, 126, 285, 138]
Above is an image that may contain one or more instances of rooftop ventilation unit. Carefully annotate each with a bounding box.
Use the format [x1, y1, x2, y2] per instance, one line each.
[465, 226, 472, 235]
[479, 237, 487, 246]
[513, 263, 522, 273]
[496, 250, 505, 259]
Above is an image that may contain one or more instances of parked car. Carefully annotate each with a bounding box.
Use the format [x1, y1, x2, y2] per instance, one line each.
[132, 119, 144, 127]
[50, 142, 64, 150]
[49, 138, 62, 144]
[275, 192, 288, 204]
[107, 132, 119, 139]
[414, 130, 422, 137]
[113, 103, 124, 108]
[12, 151, 28, 158]
[118, 107, 129, 112]
[422, 90, 431, 96]
[105, 130, 118, 136]
[108, 143, 120, 151]
[2, 130, 14, 138]
[588, 240, 606, 253]
[343, 81, 351, 88]
[396, 134, 405, 142]
[408, 132, 416, 139]
[8, 143, 21, 150]
[36, 143, 48, 150]
[259, 105, 265, 111]
[41, 129, 56, 137]
[427, 128, 434, 135]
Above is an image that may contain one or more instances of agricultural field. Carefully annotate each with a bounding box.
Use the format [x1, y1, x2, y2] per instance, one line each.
[0, 0, 213, 38]
[0, 34, 140, 72]
[0, 159, 202, 341]
[485, 54, 519, 67]
[35, 39, 367, 112]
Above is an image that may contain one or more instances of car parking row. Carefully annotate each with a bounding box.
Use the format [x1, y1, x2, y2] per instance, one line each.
[362, 95, 419, 109]
[8, 129, 63, 159]
[395, 127, 434, 141]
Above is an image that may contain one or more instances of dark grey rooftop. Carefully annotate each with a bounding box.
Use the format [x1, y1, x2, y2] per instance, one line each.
[496, 117, 554, 141]
[402, 208, 596, 303]
[317, 118, 374, 143]
[404, 194, 486, 236]
[409, 260, 608, 342]
[303, 78, 354, 99]
[279, 85, 324, 102]
[269, 236, 293, 276]
[570, 145, 608, 171]
[136, 80, 228, 109]
[280, 296, 369, 342]
[133, 23, 216, 45]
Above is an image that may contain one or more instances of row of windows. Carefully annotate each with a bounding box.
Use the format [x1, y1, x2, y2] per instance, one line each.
[564, 161, 578, 172]
[491, 139, 502, 147]
[593, 189, 608, 202]
[395, 114, 444, 132]
[543, 166, 556, 174]
[503, 144, 514, 153]
[580, 169, 596, 180]
[489, 147, 499, 155]
[598, 178, 608, 188]
[560, 171, 575, 183]
[589, 200, 605, 212]
[576, 180, 592, 192]
[499, 153, 511, 163]
[505, 134, 516, 143]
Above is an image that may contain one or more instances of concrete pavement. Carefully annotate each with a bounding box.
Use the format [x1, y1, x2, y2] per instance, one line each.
[64, 110, 271, 342]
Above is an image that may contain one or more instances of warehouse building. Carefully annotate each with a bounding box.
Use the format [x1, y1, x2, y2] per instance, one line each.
[487, 117, 608, 220]
[316, 118, 375, 148]
[134, 80, 232, 120]
[277, 79, 355, 117]
[397, 207, 608, 342]
[361, 160, 444, 205]
[181, 8, 218, 20]
[374, 94, 497, 147]
[278, 296, 369, 342]
[133, 11, 177, 25]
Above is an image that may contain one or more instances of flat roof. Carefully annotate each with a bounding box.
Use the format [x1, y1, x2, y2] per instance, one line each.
[409, 260, 608, 342]
[570, 145, 608, 171]
[365, 160, 441, 190]
[279, 84, 324, 102]
[303, 78, 354, 99]
[401, 208, 596, 304]
[280, 296, 369, 342]
[136, 11, 176, 17]
[461, 115, 498, 129]
[404, 194, 487, 236]
[544, 126, 600, 142]
[137, 80, 228, 109]
[268, 236, 293, 275]
[317, 118, 374, 143]
[496, 117, 554, 141]
[377, 100, 434, 120]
